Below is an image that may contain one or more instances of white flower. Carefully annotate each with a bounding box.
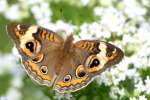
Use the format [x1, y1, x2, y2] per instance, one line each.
[4, 88, 22, 100]
[55, 20, 76, 34]
[118, 88, 125, 97]
[37, 17, 51, 26]
[110, 68, 122, 85]
[141, 0, 150, 6]
[40, 2, 51, 18]
[139, 95, 147, 100]
[26, 0, 43, 5]
[136, 23, 150, 42]
[94, 7, 103, 16]
[0, 54, 18, 75]
[79, 23, 94, 39]
[98, 72, 112, 86]
[99, 0, 113, 6]
[145, 76, 150, 94]
[122, 34, 136, 44]
[31, 5, 43, 20]
[5, 4, 21, 20]
[88, 22, 101, 35]
[30, 0, 52, 25]
[0, 0, 7, 13]
[123, 0, 146, 18]
[135, 79, 146, 93]
[109, 86, 125, 99]
[130, 97, 137, 100]
[54, 92, 72, 100]
[11, 76, 23, 88]
[109, 86, 118, 99]
[79, 22, 111, 39]
[100, 7, 125, 33]
[117, 58, 129, 72]
[80, 0, 90, 6]
[41, 23, 56, 32]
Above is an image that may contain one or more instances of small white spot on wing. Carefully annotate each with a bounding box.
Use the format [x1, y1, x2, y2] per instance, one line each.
[17, 24, 21, 30]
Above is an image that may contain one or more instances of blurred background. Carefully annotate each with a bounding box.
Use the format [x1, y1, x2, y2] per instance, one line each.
[0, 0, 150, 100]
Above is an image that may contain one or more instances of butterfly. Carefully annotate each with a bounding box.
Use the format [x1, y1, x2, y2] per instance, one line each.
[7, 23, 124, 93]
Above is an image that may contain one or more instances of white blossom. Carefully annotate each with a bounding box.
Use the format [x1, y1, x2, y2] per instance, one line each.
[135, 79, 146, 93]
[123, 0, 146, 18]
[100, 7, 125, 33]
[80, 0, 90, 6]
[0, 0, 7, 13]
[145, 76, 150, 94]
[94, 7, 103, 16]
[3, 88, 22, 100]
[139, 95, 147, 100]
[5, 4, 21, 20]
[130, 97, 137, 100]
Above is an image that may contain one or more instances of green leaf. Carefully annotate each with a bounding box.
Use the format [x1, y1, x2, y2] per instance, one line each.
[0, 15, 13, 53]
[72, 81, 111, 100]
[51, 1, 96, 25]
[0, 72, 12, 96]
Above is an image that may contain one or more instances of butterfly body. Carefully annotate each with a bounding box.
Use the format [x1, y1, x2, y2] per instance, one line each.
[7, 23, 123, 93]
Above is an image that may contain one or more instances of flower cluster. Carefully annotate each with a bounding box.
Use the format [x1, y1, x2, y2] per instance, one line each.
[0, 0, 150, 100]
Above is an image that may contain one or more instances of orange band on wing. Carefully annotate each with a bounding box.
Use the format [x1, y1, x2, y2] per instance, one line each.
[56, 76, 88, 87]
[89, 42, 94, 51]
[77, 41, 95, 52]
[41, 30, 47, 39]
[22, 48, 32, 57]
[15, 28, 22, 38]
[87, 65, 103, 73]
[28, 61, 51, 80]
[81, 42, 88, 49]
[107, 51, 118, 61]
[49, 33, 54, 42]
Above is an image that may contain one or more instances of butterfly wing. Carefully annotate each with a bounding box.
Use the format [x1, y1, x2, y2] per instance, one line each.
[53, 38, 123, 93]
[7, 23, 63, 86]
[74, 40, 124, 75]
